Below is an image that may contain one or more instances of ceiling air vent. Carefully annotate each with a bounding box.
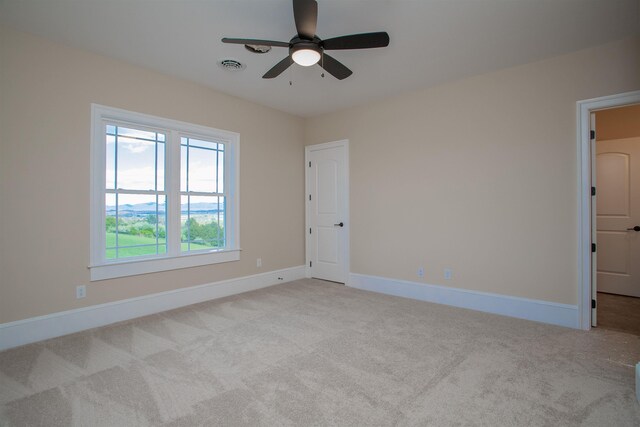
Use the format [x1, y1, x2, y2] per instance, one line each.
[218, 59, 245, 71]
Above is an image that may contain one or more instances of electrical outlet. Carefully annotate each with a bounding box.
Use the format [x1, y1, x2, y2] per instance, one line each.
[257, 258, 262, 268]
[76, 285, 86, 299]
[444, 269, 452, 280]
[417, 267, 424, 278]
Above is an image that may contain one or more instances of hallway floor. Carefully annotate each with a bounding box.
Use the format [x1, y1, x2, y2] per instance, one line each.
[597, 292, 640, 336]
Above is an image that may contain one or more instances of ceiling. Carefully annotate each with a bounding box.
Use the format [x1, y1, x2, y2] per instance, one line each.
[1, 0, 639, 118]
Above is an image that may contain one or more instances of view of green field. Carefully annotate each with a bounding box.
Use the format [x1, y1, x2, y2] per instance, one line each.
[106, 232, 213, 259]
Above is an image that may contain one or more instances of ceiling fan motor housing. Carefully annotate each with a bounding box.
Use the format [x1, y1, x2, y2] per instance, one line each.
[290, 37, 321, 53]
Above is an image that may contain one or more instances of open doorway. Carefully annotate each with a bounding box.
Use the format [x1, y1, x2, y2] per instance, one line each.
[593, 104, 640, 336]
[578, 90, 640, 331]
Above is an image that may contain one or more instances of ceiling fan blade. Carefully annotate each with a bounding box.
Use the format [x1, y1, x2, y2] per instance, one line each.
[221, 38, 289, 48]
[322, 32, 390, 50]
[293, 0, 317, 40]
[263, 56, 294, 79]
[319, 53, 352, 80]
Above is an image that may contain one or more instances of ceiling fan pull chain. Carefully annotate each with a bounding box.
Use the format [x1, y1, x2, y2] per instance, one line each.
[321, 51, 325, 78]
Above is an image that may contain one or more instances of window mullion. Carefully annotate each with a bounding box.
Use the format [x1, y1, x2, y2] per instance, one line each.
[166, 130, 182, 257]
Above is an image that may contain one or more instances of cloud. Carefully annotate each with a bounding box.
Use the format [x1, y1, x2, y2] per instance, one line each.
[121, 140, 154, 154]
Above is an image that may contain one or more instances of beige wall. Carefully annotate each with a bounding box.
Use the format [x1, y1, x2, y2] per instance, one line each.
[2, 25, 639, 325]
[305, 36, 640, 305]
[595, 104, 640, 140]
[0, 26, 305, 323]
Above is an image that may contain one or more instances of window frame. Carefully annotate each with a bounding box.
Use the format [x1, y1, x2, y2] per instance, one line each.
[90, 104, 240, 281]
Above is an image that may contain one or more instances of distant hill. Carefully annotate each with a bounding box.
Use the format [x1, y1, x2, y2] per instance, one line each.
[106, 201, 223, 216]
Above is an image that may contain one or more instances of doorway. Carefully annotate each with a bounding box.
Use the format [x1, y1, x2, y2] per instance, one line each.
[593, 104, 640, 335]
[578, 91, 640, 331]
[305, 140, 350, 283]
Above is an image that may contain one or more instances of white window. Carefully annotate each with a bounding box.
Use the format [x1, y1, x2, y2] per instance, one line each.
[90, 104, 240, 281]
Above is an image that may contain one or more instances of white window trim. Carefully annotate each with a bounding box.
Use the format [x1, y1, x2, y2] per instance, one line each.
[90, 104, 240, 281]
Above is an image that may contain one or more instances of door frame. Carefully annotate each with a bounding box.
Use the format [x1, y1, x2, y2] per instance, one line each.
[577, 90, 640, 330]
[305, 140, 350, 283]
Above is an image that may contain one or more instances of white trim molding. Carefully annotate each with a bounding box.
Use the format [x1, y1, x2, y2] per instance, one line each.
[576, 90, 640, 330]
[0, 266, 305, 351]
[89, 249, 241, 281]
[349, 273, 579, 329]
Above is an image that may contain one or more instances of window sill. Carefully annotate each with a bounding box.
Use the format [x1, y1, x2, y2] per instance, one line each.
[89, 249, 241, 281]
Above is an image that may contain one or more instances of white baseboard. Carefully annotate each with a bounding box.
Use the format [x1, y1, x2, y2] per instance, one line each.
[0, 265, 306, 351]
[348, 273, 579, 329]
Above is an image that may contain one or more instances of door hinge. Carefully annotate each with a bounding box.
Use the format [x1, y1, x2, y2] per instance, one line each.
[309, 161, 311, 167]
[309, 194, 311, 201]
[592, 299, 597, 309]
[592, 243, 596, 253]
[309, 227, 312, 234]
[591, 186, 596, 196]
[309, 261, 312, 268]
[590, 130, 595, 140]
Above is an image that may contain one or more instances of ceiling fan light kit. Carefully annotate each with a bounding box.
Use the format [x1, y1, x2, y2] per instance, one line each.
[221, 0, 389, 80]
[291, 44, 321, 66]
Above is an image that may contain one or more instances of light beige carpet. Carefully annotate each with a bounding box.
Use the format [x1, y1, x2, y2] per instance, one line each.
[1, 278, 639, 426]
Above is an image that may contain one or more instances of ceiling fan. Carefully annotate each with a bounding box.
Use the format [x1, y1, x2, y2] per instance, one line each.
[221, 0, 389, 80]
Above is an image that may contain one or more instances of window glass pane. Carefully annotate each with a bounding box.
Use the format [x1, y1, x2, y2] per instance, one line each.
[106, 193, 166, 259]
[157, 142, 165, 192]
[154, 195, 167, 255]
[181, 137, 223, 194]
[105, 194, 117, 257]
[181, 195, 225, 252]
[180, 195, 190, 251]
[187, 145, 218, 192]
[217, 150, 224, 193]
[181, 145, 187, 192]
[105, 192, 117, 259]
[117, 126, 158, 142]
[106, 134, 116, 190]
[115, 126, 165, 191]
[188, 138, 217, 150]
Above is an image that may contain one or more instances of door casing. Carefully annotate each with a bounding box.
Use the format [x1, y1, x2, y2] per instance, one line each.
[577, 90, 640, 330]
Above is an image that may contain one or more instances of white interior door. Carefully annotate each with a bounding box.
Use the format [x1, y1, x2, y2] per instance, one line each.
[306, 141, 349, 283]
[596, 136, 640, 297]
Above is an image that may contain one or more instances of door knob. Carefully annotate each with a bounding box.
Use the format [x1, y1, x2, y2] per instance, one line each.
[334, 222, 344, 227]
[627, 225, 640, 232]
